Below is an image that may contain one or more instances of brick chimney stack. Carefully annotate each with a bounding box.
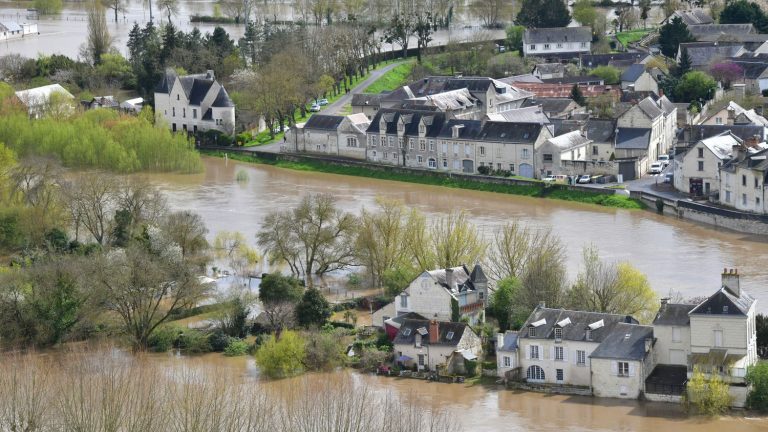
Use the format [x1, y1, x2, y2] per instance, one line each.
[722, 268, 740, 297]
[429, 320, 439, 344]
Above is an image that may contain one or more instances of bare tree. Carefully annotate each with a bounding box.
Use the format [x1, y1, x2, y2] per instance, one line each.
[355, 198, 412, 287]
[64, 173, 119, 246]
[485, 221, 564, 282]
[156, 0, 179, 24]
[84, 0, 113, 65]
[470, 0, 510, 27]
[407, 210, 487, 271]
[102, 0, 126, 22]
[161, 210, 209, 260]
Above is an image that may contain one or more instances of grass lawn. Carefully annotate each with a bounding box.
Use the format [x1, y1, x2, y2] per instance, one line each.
[616, 29, 653, 47]
[363, 61, 415, 94]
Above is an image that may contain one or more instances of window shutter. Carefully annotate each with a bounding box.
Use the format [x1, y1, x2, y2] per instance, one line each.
[612, 361, 618, 375]
[629, 363, 635, 377]
[563, 348, 568, 362]
[573, 350, 578, 364]
[549, 346, 554, 360]
[525, 345, 530, 360]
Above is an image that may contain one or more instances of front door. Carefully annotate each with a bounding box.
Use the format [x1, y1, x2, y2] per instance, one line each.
[417, 354, 425, 370]
[462, 159, 474, 173]
[519, 163, 534, 178]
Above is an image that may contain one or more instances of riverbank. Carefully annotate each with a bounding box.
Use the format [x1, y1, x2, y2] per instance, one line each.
[201, 149, 643, 209]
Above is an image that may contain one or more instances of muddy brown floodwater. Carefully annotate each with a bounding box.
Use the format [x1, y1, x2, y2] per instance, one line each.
[148, 156, 768, 311]
[148, 352, 768, 432]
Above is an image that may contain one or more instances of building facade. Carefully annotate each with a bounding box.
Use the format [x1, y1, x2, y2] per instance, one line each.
[522, 27, 592, 58]
[393, 319, 482, 371]
[154, 69, 236, 135]
[287, 113, 370, 159]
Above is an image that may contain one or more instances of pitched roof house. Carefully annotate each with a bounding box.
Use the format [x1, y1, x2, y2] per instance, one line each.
[620, 64, 658, 94]
[665, 9, 714, 25]
[288, 113, 371, 159]
[677, 42, 747, 69]
[674, 131, 744, 195]
[154, 69, 235, 135]
[522, 27, 592, 59]
[393, 318, 482, 372]
[15, 83, 75, 119]
[532, 63, 565, 80]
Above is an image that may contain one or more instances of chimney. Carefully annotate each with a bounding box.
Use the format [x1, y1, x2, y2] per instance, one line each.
[429, 320, 439, 344]
[732, 144, 746, 162]
[205, 70, 215, 80]
[538, 301, 546, 309]
[660, 297, 670, 310]
[446, 268, 455, 291]
[727, 108, 735, 126]
[722, 268, 741, 297]
[658, 88, 664, 97]
[497, 332, 505, 348]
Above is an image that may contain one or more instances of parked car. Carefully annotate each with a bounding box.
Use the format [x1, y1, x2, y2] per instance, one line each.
[318, 98, 329, 106]
[664, 173, 673, 183]
[577, 175, 591, 184]
[543, 174, 568, 184]
[649, 162, 663, 174]
[310, 104, 321, 112]
[657, 154, 670, 168]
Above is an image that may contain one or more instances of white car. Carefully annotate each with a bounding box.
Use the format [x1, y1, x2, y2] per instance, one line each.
[577, 175, 591, 184]
[649, 162, 663, 174]
[657, 155, 670, 168]
[310, 104, 321, 112]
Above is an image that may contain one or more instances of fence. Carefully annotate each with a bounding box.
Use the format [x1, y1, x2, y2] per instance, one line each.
[646, 382, 686, 396]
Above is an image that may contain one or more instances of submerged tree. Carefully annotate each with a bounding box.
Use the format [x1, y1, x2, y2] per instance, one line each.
[85, 0, 113, 65]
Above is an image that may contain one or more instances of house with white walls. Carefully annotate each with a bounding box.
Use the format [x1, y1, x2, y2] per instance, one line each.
[497, 331, 519, 380]
[393, 318, 482, 372]
[154, 69, 235, 135]
[522, 27, 592, 59]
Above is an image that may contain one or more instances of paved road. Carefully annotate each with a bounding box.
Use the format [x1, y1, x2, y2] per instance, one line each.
[323, 61, 404, 115]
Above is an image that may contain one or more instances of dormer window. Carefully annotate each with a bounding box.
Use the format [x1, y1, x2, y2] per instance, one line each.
[419, 124, 426, 135]
[403, 328, 412, 336]
[554, 327, 563, 341]
[586, 329, 592, 341]
[723, 305, 729, 313]
[397, 122, 404, 132]
[528, 327, 536, 337]
[446, 331, 454, 340]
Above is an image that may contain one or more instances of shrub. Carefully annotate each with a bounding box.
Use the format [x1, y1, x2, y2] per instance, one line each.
[147, 324, 183, 352]
[303, 329, 347, 370]
[746, 361, 768, 412]
[209, 330, 232, 352]
[223, 338, 249, 356]
[358, 347, 390, 371]
[178, 329, 211, 354]
[464, 359, 478, 377]
[685, 366, 732, 415]
[254, 331, 306, 379]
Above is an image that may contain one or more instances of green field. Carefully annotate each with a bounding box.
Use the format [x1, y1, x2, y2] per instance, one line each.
[363, 61, 415, 94]
[616, 29, 653, 48]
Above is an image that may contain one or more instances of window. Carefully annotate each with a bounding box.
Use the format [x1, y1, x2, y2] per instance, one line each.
[586, 329, 592, 341]
[415, 334, 422, 348]
[182, 108, 186, 118]
[743, 194, 747, 205]
[429, 140, 435, 151]
[756, 177, 759, 188]
[193, 109, 197, 119]
[509, 164, 515, 172]
[544, 43, 550, 50]
[726, 191, 731, 203]
[453, 144, 459, 155]
[555, 346, 564, 361]
[453, 160, 460, 169]
[176, 94, 179, 100]
[418, 354, 424, 365]
[698, 161, 704, 171]
[556, 43, 563, 49]
[497, 163, 502, 170]
[428, 158, 436, 168]
[172, 107, 176, 117]
[442, 159, 448, 168]
[465, 144, 471, 155]
[530, 345, 539, 359]
[580, 42, 587, 48]
[418, 140, 425, 151]
[556, 369, 564, 382]
[479, 291, 484, 300]
[528, 327, 536, 337]
[526, 365, 545, 382]
[543, 154, 553, 163]
[446, 331, 454, 340]
[577, 350, 586, 365]
[554, 327, 563, 341]
[617, 361, 629, 377]
[698, 148, 704, 158]
[409, 139, 414, 150]
[716, 117, 723, 125]
[530, 44, 536, 51]
[714, 329, 723, 347]
[593, 146, 598, 155]
[758, 197, 761, 206]
[347, 137, 358, 147]
[480, 146, 486, 156]
[389, 136, 394, 147]
[743, 175, 747, 186]
[672, 327, 681, 342]
[522, 149, 530, 159]
[503, 356, 511, 367]
[400, 294, 408, 308]
[442, 143, 448, 154]
[417, 155, 424, 164]
[403, 328, 411, 336]
[398, 137, 404, 148]
[419, 124, 426, 135]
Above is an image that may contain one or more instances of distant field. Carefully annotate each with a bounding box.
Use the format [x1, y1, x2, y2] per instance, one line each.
[363, 61, 415, 94]
[616, 29, 653, 47]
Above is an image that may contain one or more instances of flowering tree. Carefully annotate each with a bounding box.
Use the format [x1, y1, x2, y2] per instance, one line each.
[710, 62, 744, 89]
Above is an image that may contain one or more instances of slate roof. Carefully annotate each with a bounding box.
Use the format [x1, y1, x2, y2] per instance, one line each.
[0, 21, 22, 32]
[469, 264, 487, 283]
[658, 95, 676, 115]
[669, 9, 714, 26]
[653, 303, 696, 326]
[690, 286, 755, 316]
[393, 319, 471, 347]
[188, 79, 213, 105]
[527, 97, 582, 114]
[680, 125, 766, 144]
[485, 106, 550, 124]
[519, 306, 638, 343]
[541, 75, 604, 85]
[616, 127, 651, 149]
[498, 74, 543, 84]
[477, 121, 544, 143]
[620, 64, 646, 83]
[550, 119, 583, 135]
[408, 88, 479, 111]
[436, 119, 484, 139]
[679, 42, 745, 68]
[688, 23, 754, 39]
[580, 52, 651, 68]
[699, 131, 742, 160]
[366, 108, 447, 136]
[724, 101, 768, 126]
[637, 97, 664, 119]
[385, 312, 428, 327]
[304, 114, 345, 131]
[585, 119, 617, 143]
[498, 331, 518, 352]
[534, 63, 565, 75]
[212, 87, 234, 108]
[406, 76, 533, 101]
[589, 323, 654, 361]
[524, 26, 591, 44]
[351, 93, 384, 107]
[725, 59, 768, 80]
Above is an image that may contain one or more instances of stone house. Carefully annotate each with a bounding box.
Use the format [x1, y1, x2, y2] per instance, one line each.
[393, 319, 482, 372]
[616, 96, 676, 163]
[522, 27, 592, 59]
[375, 264, 488, 327]
[496, 331, 519, 380]
[718, 140, 768, 212]
[351, 93, 383, 120]
[516, 306, 642, 389]
[524, 97, 584, 120]
[701, 101, 768, 127]
[673, 131, 741, 196]
[535, 130, 593, 177]
[406, 88, 482, 120]
[365, 108, 550, 177]
[590, 323, 655, 399]
[652, 301, 695, 367]
[532, 63, 565, 80]
[620, 64, 659, 94]
[154, 69, 235, 135]
[726, 59, 768, 95]
[664, 9, 714, 26]
[287, 113, 370, 159]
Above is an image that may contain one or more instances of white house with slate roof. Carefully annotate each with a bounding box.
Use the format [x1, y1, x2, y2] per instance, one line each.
[376, 265, 488, 326]
[620, 64, 658, 94]
[393, 318, 482, 371]
[535, 130, 592, 177]
[154, 69, 235, 135]
[288, 113, 370, 159]
[497, 331, 519, 378]
[523, 27, 592, 59]
[517, 306, 644, 389]
[652, 300, 695, 366]
[590, 323, 655, 399]
[0, 21, 37, 41]
[674, 131, 743, 195]
[615, 96, 676, 166]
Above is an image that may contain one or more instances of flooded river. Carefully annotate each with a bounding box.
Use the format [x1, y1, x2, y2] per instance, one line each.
[149, 156, 768, 311]
[148, 352, 768, 432]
